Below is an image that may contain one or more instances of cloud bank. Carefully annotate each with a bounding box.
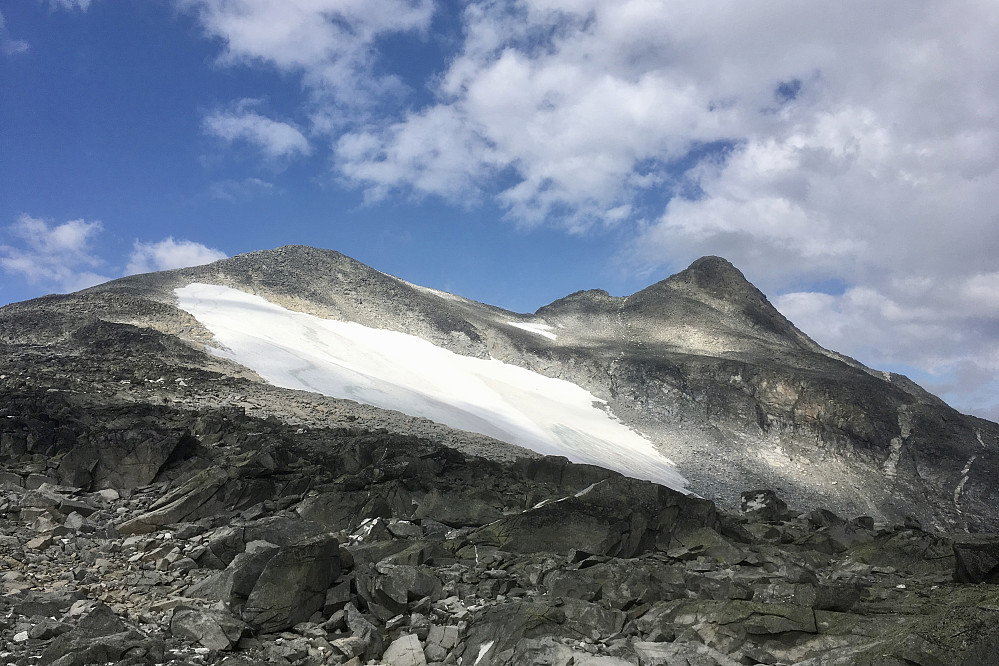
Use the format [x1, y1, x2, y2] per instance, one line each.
[1, 215, 226, 295]
[0, 215, 111, 292]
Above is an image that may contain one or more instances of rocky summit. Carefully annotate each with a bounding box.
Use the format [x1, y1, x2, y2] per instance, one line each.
[1, 245, 998, 665]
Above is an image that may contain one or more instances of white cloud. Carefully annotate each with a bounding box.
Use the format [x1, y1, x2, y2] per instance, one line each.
[0, 10, 29, 56]
[179, 0, 434, 113]
[203, 101, 311, 160]
[0, 215, 111, 292]
[126, 238, 227, 275]
[207, 177, 277, 202]
[1, 215, 227, 296]
[47, 0, 94, 10]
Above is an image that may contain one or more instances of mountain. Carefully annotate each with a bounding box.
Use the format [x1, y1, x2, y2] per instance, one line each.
[2, 245, 999, 665]
[4, 245, 995, 530]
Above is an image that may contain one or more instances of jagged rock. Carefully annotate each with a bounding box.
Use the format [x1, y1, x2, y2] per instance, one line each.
[118, 467, 231, 534]
[38, 604, 164, 666]
[241, 533, 341, 632]
[633, 640, 743, 666]
[468, 475, 718, 557]
[382, 633, 428, 666]
[12, 589, 85, 617]
[740, 490, 791, 521]
[424, 624, 460, 662]
[346, 604, 385, 662]
[953, 535, 999, 583]
[170, 606, 247, 651]
[28, 619, 72, 640]
[355, 563, 443, 618]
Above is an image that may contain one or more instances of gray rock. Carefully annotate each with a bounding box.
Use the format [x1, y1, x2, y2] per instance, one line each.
[241, 533, 341, 632]
[170, 606, 247, 651]
[953, 535, 999, 583]
[38, 604, 164, 666]
[382, 633, 428, 666]
[739, 490, 791, 522]
[346, 604, 384, 662]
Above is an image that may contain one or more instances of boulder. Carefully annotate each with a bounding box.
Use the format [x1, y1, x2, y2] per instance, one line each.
[739, 490, 791, 522]
[170, 606, 247, 651]
[953, 535, 999, 583]
[468, 475, 718, 557]
[241, 533, 341, 632]
[381, 633, 427, 666]
[38, 604, 164, 666]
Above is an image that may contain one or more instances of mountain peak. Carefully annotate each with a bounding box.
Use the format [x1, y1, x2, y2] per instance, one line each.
[667, 256, 756, 299]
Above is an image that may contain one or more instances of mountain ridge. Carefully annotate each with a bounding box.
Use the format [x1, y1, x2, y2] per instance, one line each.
[1, 244, 997, 533]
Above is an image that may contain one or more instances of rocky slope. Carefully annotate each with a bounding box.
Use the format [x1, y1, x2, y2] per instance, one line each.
[2, 244, 999, 665]
[2, 245, 996, 530]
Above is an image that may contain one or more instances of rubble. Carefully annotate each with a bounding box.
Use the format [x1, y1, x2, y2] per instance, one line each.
[2, 388, 999, 665]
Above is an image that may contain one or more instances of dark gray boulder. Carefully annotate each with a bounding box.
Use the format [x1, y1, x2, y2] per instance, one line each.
[38, 604, 163, 666]
[241, 533, 341, 632]
[468, 475, 718, 557]
[740, 490, 791, 522]
[953, 535, 999, 583]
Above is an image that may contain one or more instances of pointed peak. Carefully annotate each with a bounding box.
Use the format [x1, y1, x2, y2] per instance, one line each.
[668, 256, 754, 297]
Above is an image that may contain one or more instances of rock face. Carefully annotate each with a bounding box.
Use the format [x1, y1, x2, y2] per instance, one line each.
[1, 245, 999, 664]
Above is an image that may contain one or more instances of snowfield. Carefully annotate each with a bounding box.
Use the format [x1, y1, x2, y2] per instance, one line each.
[506, 321, 557, 340]
[176, 283, 688, 491]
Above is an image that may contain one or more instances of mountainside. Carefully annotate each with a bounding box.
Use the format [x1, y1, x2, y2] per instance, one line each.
[3, 245, 999, 665]
[3, 245, 995, 531]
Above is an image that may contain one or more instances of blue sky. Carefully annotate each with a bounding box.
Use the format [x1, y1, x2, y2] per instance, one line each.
[2, 1, 998, 420]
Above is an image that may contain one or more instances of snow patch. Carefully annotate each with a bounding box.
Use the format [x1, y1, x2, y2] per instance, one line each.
[506, 321, 557, 341]
[400, 278, 466, 302]
[474, 641, 495, 665]
[176, 283, 687, 491]
[954, 455, 977, 508]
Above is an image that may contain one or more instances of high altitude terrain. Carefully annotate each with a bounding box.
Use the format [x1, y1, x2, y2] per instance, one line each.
[4, 245, 995, 529]
[2, 245, 999, 665]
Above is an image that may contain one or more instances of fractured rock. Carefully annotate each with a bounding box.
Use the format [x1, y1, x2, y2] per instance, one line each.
[170, 606, 247, 651]
[241, 532, 341, 632]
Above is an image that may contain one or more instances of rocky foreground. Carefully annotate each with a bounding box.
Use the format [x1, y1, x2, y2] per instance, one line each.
[3, 387, 999, 666]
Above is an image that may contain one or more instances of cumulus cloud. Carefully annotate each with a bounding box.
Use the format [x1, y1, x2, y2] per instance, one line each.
[0, 215, 111, 292]
[179, 0, 434, 112]
[1, 215, 227, 296]
[203, 101, 311, 160]
[125, 238, 227, 275]
[207, 177, 278, 202]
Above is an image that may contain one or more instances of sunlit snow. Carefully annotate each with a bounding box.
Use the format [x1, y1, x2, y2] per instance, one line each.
[506, 321, 557, 340]
[175, 283, 687, 491]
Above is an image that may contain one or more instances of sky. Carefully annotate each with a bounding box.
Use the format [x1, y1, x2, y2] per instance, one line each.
[1, 1, 997, 421]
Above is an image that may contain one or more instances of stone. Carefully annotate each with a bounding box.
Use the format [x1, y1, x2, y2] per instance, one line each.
[382, 633, 428, 666]
[241, 533, 341, 632]
[29, 619, 72, 640]
[171, 606, 247, 651]
[953, 535, 999, 583]
[468, 475, 718, 558]
[38, 604, 164, 666]
[346, 604, 384, 662]
[633, 641, 744, 666]
[739, 490, 791, 522]
[27, 534, 54, 550]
